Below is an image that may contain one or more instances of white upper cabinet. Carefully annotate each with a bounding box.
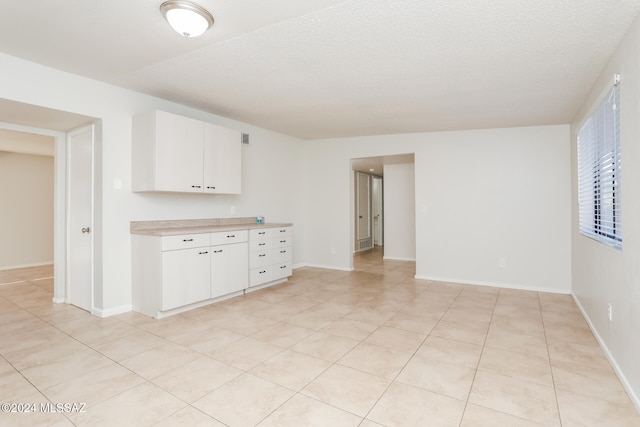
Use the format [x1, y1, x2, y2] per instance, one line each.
[132, 110, 242, 194]
[204, 123, 242, 194]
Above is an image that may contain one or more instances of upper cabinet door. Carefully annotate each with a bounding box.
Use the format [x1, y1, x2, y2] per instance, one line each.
[155, 111, 204, 193]
[203, 123, 241, 194]
[132, 110, 242, 194]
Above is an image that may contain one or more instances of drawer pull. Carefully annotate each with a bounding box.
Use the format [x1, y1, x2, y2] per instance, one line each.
[191, 185, 201, 188]
[280, 230, 286, 233]
[259, 243, 266, 246]
[227, 234, 235, 238]
[280, 265, 287, 269]
[259, 254, 266, 257]
[198, 251, 208, 255]
[213, 250, 223, 253]
[280, 240, 286, 243]
[206, 186, 216, 189]
[258, 231, 266, 235]
[280, 250, 286, 253]
[259, 270, 266, 274]
[183, 239, 194, 242]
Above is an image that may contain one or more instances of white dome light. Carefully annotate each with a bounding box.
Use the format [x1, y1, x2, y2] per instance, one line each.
[160, 1, 213, 38]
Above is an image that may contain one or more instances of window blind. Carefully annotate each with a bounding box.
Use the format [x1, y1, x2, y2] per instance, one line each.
[577, 76, 621, 248]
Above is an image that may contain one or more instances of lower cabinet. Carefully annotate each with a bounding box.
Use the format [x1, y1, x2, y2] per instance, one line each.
[211, 241, 248, 298]
[249, 226, 293, 287]
[132, 225, 292, 318]
[161, 246, 211, 310]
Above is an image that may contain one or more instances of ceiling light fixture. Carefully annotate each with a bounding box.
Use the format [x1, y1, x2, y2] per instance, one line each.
[160, 1, 213, 38]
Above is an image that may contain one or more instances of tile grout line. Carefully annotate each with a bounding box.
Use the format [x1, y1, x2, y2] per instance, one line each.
[454, 286, 497, 427]
[540, 292, 565, 427]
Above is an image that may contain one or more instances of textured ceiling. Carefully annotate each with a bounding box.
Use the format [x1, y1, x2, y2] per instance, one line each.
[1, 0, 639, 139]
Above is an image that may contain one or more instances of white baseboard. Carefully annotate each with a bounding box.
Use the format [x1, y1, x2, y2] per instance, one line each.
[0, 261, 53, 271]
[413, 274, 570, 295]
[383, 256, 416, 262]
[51, 297, 65, 303]
[295, 263, 353, 272]
[92, 304, 132, 318]
[571, 294, 640, 413]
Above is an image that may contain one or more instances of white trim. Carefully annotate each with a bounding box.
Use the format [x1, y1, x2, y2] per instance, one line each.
[51, 297, 65, 304]
[413, 274, 570, 294]
[571, 294, 640, 413]
[383, 256, 416, 262]
[296, 263, 354, 272]
[244, 278, 288, 293]
[92, 304, 132, 318]
[0, 262, 53, 271]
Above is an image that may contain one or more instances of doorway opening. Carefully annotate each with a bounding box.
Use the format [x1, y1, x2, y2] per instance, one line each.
[0, 98, 98, 311]
[350, 153, 416, 273]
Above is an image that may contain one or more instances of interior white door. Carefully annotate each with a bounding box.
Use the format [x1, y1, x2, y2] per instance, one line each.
[68, 125, 94, 312]
[372, 176, 383, 245]
[356, 172, 372, 249]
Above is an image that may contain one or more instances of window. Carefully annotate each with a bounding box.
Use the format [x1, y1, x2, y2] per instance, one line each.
[577, 74, 621, 248]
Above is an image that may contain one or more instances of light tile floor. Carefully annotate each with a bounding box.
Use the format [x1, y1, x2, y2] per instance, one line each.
[1, 250, 639, 426]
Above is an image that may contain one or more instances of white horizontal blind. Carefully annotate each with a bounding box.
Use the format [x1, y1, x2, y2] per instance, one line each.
[577, 76, 621, 248]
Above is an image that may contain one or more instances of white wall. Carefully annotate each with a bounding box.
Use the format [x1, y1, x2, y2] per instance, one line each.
[0, 52, 304, 315]
[570, 12, 640, 409]
[0, 150, 54, 269]
[416, 126, 571, 292]
[303, 125, 571, 292]
[383, 163, 415, 261]
[0, 53, 572, 314]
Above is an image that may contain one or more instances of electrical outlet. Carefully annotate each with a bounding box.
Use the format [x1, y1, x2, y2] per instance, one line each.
[607, 304, 613, 322]
[499, 258, 507, 269]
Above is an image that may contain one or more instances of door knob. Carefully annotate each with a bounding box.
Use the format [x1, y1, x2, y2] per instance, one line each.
[81, 227, 91, 234]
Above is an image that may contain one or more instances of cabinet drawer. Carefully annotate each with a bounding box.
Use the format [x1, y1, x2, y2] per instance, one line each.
[272, 262, 292, 281]
[249, 250, 271, 268]
[250, 239, 272, 252]
[250, 266, 272, 287]
[250, 228, 271, 240]
[162, 234, 209, 251]
[272, 227, 291, 237]
[269, 247, 292, 263]
[210, 229, 248, 245]
[271, 236, 292, 248]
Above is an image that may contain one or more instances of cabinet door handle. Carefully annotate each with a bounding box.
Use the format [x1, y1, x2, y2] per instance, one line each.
[183, 238, 194, 242]
[227, 234, 235, 238]
[258, 232, 266, 235]
[206, 186, 216, 189]
[280, 240, 286, 243]
[259, 243, 266, 246]
[280, 230, 286, 233]
[259, 270, 266, 274]
[191, 185, 201, 188]
[213, 250, 223, 253]
[280, 265, 287, 269]
[198, 251, 208, 255]
[258, 254, 266, 257]
[280, 250, 286, 253]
